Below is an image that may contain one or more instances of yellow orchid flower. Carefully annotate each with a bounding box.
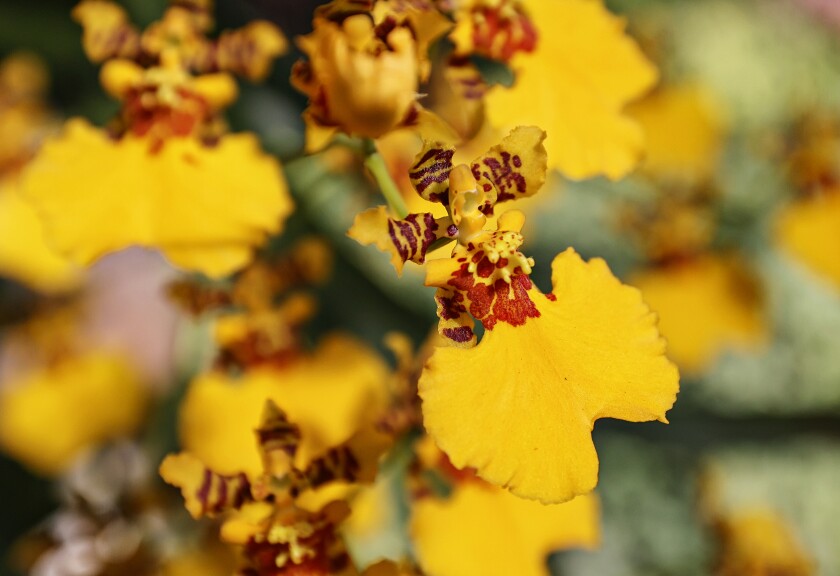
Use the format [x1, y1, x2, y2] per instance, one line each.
[73, 0, 286, 79]
[161, 400, 384, 575]
[350, 126, 679, 504]
[774, 114, 840, 290]
[616, 175, 767, 374]
[700, 466, 815, 576]
[179, 333, 391, 476]
[173, 239, 391, 477]
[20, 1, 293, 278]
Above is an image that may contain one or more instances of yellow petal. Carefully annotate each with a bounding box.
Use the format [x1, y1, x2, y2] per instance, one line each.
[470, 125, 548, 206]
[406, 107, 461, 144]
[411, 483, 599, 576]
[303, 112, 340, 154]
[0, 353, 147, 475]
[419, 248, 678, 503]
[485, 0, 657, 180]
[180, 334, 389, 476]
[215, 21, 288, 81]
[775, 189, 840, 290]
[427, 59, 486, 141]
[159, 452, 253, 519]
[294, 426, 393, 512]
[219, 501, 275, 544]
[408, 140, 456, 205]
[71, 0, 139, 63]
[348, 206, 455, 275]
[99, 59, 143, 100]
[190, 73, 239, 111]
[0, 178, 79, 292]
[21, 119, 293, 277]
[628, 84, 725, 182]
[630, 254, 767, 374]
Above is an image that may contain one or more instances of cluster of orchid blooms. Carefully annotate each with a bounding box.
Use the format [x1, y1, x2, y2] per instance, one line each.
[0, 0, 836, 574]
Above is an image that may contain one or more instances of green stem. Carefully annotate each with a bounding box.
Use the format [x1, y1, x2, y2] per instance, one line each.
[363, 139, 409, 219]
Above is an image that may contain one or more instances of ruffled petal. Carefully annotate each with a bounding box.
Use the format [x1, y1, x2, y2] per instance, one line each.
[411, 483, 599, 576]
[484, 0, 657, 180]
[419, 249, 678, 503]
[0, 179, 79, 292]
[21, 119, 294, 277]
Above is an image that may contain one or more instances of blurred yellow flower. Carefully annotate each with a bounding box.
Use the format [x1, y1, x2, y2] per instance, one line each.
[0, 352, 147, 475]
[72, 0, 140, 63]
[294, 13, 420, 146]
[714, 510, 814, 576]
[162, 400, 383, 575]
[484, 0, 657, 180]
[293, 2, 454, 149]
[180, 334, 389, 476]
[19, 2, 292, 278]
[628, 84, 726, 183]
[412, 482, 599, 576]
[775, 188, 840, 290]
[73, 0, 286, 80]
[630, 254, 767, 374]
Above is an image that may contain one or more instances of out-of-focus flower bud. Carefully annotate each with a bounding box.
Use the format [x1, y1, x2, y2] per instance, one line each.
[293, 13, 420, 143]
